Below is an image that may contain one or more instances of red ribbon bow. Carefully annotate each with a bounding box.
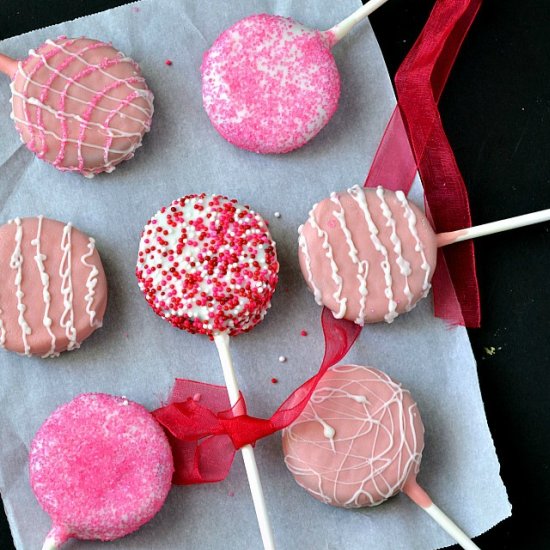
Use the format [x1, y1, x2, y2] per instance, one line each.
[154, 309, 361, 484]
[154, 0, 482, 484]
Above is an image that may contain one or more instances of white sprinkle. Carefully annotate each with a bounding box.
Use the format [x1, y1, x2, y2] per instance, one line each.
[278, 355, 287, 363]
[274, 212, 281, 219]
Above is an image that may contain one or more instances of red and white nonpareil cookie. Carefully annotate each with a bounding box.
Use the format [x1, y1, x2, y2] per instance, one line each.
[0, 216, 107, 357]
[30, 393, 174, 546]
[136, 193, 279, 338]
[202, 14, 340, 154]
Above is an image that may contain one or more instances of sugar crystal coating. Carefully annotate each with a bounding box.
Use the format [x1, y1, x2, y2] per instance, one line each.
[29, 393, 174, 542]
[136, 193, 279, 337]
[201, 14, 340, 154]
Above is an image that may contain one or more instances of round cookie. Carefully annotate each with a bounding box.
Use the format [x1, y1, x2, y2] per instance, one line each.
[30, 393, 174, 546]
[136, 193, 279, 338]
[282, 364, 424, 508]
[298, 185, 438, 324]
[202, 14, 340, 154]
[0, 216, 107, 357]
[9, 36, 153, 177]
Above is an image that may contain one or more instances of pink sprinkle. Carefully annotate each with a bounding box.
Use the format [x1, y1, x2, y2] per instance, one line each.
[165, 59, 173, 66]
[201, 14, 340, 154]
[193, 393, 201, 402]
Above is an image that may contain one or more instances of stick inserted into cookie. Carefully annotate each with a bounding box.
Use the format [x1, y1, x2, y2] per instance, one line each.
[137, 193, 280, 550]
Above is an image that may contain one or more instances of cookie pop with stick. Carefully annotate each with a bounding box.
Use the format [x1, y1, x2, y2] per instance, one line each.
[30, 393, 174, 549]
[201, 0, 390, 154]
[299, 185, 550, 324]
[136, 193, 279, 549]
[283, 364, 480, 549]
[0, 36, 153, 177]
[0, 216, 107, 357]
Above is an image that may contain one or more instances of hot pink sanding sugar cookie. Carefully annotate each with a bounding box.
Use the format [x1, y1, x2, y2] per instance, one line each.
[9, 36, 153, 177]
[282, 364, 424, 508]
[0, 216, 107, 357]
[201, 14, 340, 154]
[136, 193, 279, 338]
[30, 393, 174, 546]
[298, 186, 438, 325]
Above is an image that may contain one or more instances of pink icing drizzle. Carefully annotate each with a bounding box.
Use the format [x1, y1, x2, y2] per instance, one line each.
[10, 37, 153, 177]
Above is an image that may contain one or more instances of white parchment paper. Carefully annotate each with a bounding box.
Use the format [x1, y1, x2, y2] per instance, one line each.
[0, 1, 511, 548]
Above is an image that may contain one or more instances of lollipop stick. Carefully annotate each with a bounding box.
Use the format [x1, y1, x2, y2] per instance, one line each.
[0, 53, 17, 78]
[326, 0, 391, 45]
[403, 479, 480, 550]
[42, 538, 58, 550]
[214, 333, 276, 550]
[437, 208, 550, 247]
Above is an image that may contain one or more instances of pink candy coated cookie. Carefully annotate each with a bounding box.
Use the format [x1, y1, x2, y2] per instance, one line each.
[0, 216, 107, 357]
[282, 364, 424, 508]
[298, 186, 438, 325]
[30, 393, 174, 546]
[202, 14, 340, 154]
[136, 193, 279, 338]
[9, 36, 153, 177]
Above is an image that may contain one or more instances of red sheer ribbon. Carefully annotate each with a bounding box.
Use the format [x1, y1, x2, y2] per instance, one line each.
[153, 0, 482, 484]
[153, 309, 360, 484]
[365, 0, 482, 327]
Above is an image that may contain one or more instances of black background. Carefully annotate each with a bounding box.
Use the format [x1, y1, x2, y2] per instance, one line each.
[1, 1, 549, 548]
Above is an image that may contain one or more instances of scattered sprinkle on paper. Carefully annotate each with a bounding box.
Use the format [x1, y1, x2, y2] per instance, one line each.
[274, 212, 281, 218]
[271, 377, 278, 384]
[300, 330, 308, 337]
[278, 355, 287, 363]
[165, 59, 173, 66]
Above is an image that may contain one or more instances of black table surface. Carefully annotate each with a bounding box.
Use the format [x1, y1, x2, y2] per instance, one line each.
[1, 1, 549, 549]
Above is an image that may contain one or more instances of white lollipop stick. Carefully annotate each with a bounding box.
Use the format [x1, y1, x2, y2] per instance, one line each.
[437, 208, 550, 248]
[0, 53, 17, 78]
[404, 480, 480, 550]
[42, 537, 58, 550]
[214, 333, 276, 550]
[326, 0, 392, 45]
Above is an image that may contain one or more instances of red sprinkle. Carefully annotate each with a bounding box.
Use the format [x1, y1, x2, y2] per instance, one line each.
[165, 59, 173, 66]
[271, 378, 278, 384]
[300, 330, 308, 337]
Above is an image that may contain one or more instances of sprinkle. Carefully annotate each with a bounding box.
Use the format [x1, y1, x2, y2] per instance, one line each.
[300, 330, 308, 337]
[136, 194, 279, 339]
[273, 212, 281, 219]
[271, 378, 278, 384]
[193, 393, 201, 402]
[278, 356, 286, 363]
[201, 14, 340, 154]
[165, 59, 173, 66]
